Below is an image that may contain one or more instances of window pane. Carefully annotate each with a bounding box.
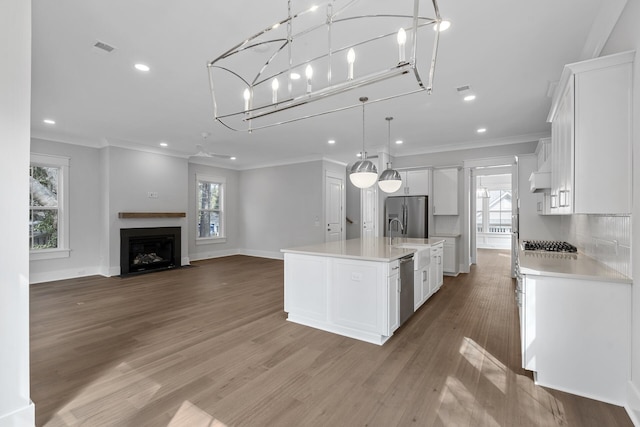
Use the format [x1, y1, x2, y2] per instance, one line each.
[197, 211, 221, 238]
[30, 166, 58, 207]
[198, 182, 221, 211]
[30, 209, 58, 249]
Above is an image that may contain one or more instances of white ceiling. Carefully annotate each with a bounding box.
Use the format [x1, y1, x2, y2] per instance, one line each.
[31, 0, 611, 169]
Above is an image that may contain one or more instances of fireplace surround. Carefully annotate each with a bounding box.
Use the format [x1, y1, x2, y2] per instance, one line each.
[120, 227, 181, 275]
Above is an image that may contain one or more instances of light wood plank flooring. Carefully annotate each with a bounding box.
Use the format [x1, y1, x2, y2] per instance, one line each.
[30, 250, 633, 426]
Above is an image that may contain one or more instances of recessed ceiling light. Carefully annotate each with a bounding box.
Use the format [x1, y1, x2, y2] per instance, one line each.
[272, 23, 280, 29]
[159, 142, 168, 147]
[328, 139, 335, 144]
[230, 156, 237, 160]
[356, 152, 362, 157]
[43, 119, 56, 125]
[464, 95, 476, 102]
[309, 5, 319, 12]
[290, 72, 301, 80]
[134, 63, 150, 72]
[395, 140, 403, 145]
[477, 128, 487, 133]
[434, 20, 451, 32]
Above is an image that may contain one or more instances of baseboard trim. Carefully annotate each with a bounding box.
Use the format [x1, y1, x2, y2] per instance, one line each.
[29, 266, 102, 284]
[238, 248, 284, 260]
[626, 381, 640, 426]
[189, 249, 240, 262]
[0, 400, 35, 427]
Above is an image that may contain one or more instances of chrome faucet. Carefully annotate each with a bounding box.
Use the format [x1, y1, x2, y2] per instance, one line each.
[388, 218, 404, 245]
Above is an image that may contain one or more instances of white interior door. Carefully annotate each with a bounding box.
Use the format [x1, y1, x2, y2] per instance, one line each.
[361, 186, 376, 238]
[325, 174, 343, 242]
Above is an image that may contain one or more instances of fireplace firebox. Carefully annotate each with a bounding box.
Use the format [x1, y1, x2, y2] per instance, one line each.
[120, 227, 181, 275]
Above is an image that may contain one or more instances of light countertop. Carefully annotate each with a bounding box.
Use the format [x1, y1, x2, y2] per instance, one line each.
[518, 247, 631, 284]
[282, 237, 445, 262]
[430, 233, 461, 238]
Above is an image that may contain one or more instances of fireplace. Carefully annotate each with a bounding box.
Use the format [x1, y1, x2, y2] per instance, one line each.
[120, 227, 181, 275]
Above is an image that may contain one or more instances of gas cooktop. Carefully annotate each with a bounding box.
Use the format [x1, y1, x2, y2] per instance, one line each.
[522, 240, 577, 253]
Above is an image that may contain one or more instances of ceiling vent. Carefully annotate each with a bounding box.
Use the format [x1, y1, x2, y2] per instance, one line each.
[93, 41, 115, 53]
[456, 85, 471, 92]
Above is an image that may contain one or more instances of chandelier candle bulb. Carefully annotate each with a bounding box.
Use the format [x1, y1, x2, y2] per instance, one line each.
[397, 28, 407, 63]
[347, 48, 355, 80]
[243, 88, 251, 111]
[305, 64, 313, 93]
[271, 78, 279, 103]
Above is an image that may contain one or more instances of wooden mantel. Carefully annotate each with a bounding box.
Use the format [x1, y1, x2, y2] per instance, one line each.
[118, 212, 186, 219]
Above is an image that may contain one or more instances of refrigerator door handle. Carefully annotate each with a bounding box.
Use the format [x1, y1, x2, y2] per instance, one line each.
[402, 204, 408, 235]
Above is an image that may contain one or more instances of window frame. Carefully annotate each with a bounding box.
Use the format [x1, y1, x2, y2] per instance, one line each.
[195, 174, 226, 245]
[30, 153, 70, 261]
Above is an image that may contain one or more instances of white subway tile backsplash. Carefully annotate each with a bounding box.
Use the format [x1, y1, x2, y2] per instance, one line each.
[561, 215, 631, 278]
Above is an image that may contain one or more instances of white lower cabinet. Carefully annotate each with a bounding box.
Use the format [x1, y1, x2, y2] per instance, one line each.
[429, 243, 444, 293]
[284, 253, 400, 345]
[413, 266, 430, 311]
[388, 262, 400, 335]
[521, 274, 630, 405]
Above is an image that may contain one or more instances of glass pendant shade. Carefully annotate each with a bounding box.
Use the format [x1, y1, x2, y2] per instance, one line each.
[378, 116, 403, 193]
[378, 168, 403, 193]
[349, 96, 377, 189]
[349, 159, 378, 188]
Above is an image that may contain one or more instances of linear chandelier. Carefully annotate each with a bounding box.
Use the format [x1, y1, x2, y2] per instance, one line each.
[208, 0, 446, 132]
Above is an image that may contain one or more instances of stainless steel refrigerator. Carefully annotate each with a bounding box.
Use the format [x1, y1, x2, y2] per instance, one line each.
[384, 196, 428, 238]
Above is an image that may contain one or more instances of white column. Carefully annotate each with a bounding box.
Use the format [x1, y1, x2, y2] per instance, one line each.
[0, 0, 35, 425]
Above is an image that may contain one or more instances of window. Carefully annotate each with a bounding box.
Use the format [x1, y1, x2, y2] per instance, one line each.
[30, 153, 70, 260]
[196, 175, 225, 242]
[476, 174, 512, 234]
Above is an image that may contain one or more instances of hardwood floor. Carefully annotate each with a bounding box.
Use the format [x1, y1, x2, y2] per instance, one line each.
[30, 250, 633, 426]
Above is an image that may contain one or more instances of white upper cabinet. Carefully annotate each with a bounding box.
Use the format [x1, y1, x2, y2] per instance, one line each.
[433, 168, 459, 215]
[548, 51, 633, 215]
[389, 169, 430, 196]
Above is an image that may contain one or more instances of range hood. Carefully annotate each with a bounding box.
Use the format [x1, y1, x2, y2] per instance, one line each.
[529, 172, 551, 193]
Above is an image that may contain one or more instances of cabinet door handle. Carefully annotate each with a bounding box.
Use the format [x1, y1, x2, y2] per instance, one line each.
[559, 190, 570, 208]
[392, 266, 399, 270]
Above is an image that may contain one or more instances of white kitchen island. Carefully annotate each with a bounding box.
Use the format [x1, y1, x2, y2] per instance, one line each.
[281, 237, 443, 345]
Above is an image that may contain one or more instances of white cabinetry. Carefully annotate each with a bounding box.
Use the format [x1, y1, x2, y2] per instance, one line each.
[433, 168, 458, 215]
[284, 253, 401, 345]
[413, 265, 430, 311]
[521, 274, 630, 404]
[429, 242, 443, 293]
[548, 51, 633, 215]
[390, 169, 430, 196]
[388, 261, 400, 334]
[442, 237, 457, 275]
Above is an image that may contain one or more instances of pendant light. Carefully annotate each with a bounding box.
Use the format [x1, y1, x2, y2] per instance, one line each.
[477, 176, 490, 198]
[378, 117, 403, 193]
[349, 97, 378, 189]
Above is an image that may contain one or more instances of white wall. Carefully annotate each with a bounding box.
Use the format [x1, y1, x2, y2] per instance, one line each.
[517, 154, 562, 241]
[0, 0, 34, 424]
[30, 139, 103, 283]
[188, 162, 241, 260]
[600, 0, 640, 422]
[104, 146, 189, 275]
[239, 161, 325, 258]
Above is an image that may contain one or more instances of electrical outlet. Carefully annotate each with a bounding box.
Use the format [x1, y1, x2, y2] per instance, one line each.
[147, 191, 159, 198]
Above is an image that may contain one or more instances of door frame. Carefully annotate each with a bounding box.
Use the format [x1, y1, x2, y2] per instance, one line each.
[325, 169, 346, 242]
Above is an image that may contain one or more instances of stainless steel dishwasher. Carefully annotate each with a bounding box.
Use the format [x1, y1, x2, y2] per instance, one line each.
[399, 255, 415, 326]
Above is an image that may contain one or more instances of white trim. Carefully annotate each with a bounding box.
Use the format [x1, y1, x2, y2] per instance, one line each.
[195, 237, 227, 246]
[627, 381, 640, 427]
[239, 248, 284, 260]
[579, 0, 628, 61]
[29, 248, 70, 261]
[463, 155, 516, 169]
[29, 153, 70, 257]
[189, 249, 240, 262]
[0, 401, 35, 426]
[195, 174, 226, 240]
[29, 265, 102, 284]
